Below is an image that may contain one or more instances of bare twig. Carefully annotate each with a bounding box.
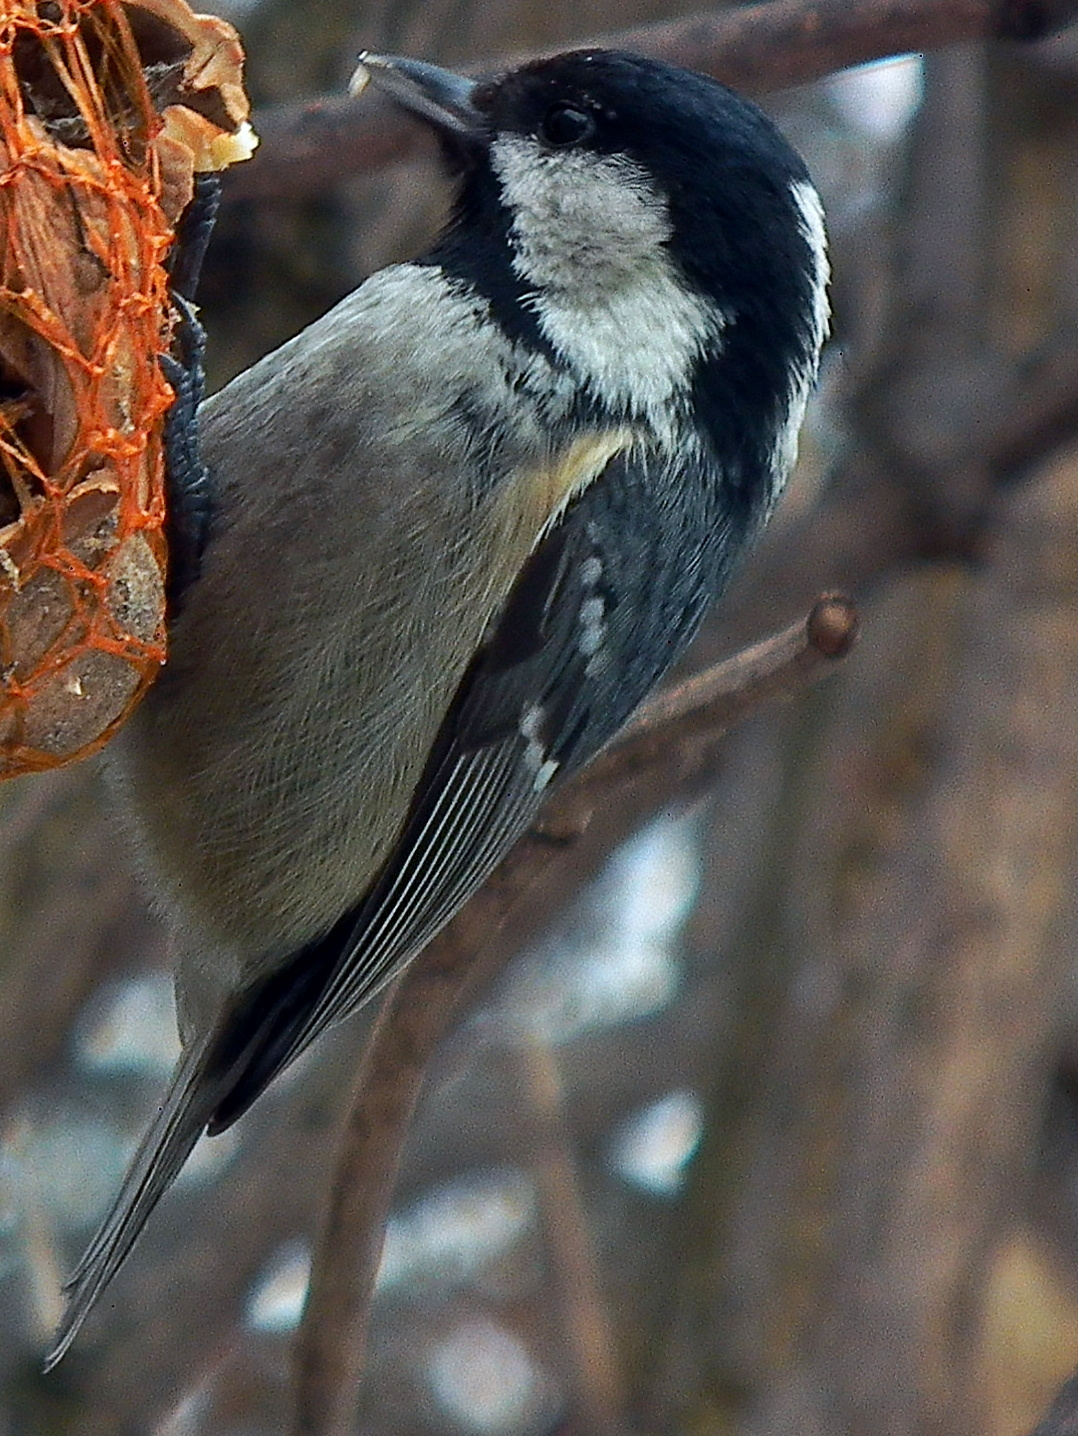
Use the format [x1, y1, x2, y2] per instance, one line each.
[517, 1034, 628, 1436]
[992, 342, 1078, 481]
[0, 769, 161, 1117]
[1029, 1366, 1078, 1436]
[224, 0, 1078, 204]
[290, 595, 859, 1436]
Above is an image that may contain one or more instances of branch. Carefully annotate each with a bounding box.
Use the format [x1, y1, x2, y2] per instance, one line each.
[1029, 1366, 1078, 1435]
[224, 0, 1078, 204]
[991, 341, 1078, 481]
[290, 594, 859, 1436]
[516, 1034, 628, 1436]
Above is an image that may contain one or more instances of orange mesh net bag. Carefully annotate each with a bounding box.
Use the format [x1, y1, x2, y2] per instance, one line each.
[0, 0, 254, 779]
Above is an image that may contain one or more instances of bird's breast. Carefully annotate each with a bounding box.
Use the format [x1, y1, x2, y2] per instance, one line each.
[109, 265, 641, 978]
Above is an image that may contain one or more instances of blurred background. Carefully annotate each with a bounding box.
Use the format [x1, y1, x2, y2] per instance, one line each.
[4, 1, 1078, 1432]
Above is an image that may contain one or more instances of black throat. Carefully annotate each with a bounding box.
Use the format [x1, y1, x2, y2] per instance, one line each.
[421, 166, 561, 365]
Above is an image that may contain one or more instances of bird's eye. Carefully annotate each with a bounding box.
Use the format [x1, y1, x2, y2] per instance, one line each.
[538, 103, 594, 148]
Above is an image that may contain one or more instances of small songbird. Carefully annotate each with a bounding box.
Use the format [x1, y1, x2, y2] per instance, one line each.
[48, 46, 828, 1362]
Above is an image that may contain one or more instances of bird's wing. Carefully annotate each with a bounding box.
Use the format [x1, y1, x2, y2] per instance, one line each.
[48, 450, 725, 1364]
[202, 449, 722, 1133]
[45, 1025, 227, 1368]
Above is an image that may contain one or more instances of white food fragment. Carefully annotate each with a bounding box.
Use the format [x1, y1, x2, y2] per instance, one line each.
[348, 62, 372, 97]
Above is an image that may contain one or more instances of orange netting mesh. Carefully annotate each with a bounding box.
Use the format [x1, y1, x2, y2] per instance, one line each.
[0, 0, 252, 780]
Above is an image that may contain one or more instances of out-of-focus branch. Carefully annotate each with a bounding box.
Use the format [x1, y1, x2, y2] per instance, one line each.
[992, 344, 1078, 481]
[517, 1035, 627, 1436]
[223, 0, 1078, 203]
[290, 595, 859, 1436]
[0, 769, 161, 1117]
[1029, 1366, 1078, 1435]
[682, 331, 1078, 671]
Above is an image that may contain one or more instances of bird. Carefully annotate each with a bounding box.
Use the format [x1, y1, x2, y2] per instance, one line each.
[46, 45, 829, 1364]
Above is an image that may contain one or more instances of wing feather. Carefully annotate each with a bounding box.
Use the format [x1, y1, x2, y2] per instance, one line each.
[311, 746, 528, 1026]
[202, 448, 730, 1132]
[50, 447, 741, 1356]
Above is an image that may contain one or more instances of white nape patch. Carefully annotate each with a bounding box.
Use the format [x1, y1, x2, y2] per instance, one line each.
[770, 180, 831, 488]
[792, 180, 831, 364]
[491, 135, 724, 435]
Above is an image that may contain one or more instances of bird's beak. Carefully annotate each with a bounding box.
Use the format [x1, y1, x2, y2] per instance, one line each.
[350, 53, 486, 142]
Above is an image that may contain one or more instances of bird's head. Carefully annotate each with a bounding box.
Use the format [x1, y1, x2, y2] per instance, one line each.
[355, 49, 828, 476]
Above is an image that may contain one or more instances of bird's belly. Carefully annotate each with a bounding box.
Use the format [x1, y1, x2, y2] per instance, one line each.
[110, 566, 487, 977]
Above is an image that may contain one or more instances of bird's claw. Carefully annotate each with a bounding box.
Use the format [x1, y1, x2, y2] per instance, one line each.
[162, 176, 220, 613]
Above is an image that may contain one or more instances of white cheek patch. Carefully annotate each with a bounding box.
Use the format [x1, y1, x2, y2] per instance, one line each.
[492, 135, 673, 298]
[490, 134, 725, 433]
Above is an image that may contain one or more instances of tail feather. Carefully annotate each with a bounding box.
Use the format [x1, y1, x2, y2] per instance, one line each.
[44, 1033, 225, 1370]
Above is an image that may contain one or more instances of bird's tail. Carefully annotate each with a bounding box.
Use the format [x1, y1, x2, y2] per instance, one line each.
[44, 1030, 224, 1369]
